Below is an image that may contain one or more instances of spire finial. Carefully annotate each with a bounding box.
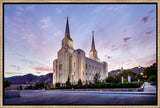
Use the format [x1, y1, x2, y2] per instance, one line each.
[92, 31, 94, 37]
[65, 16, 72, 40]
[91, 31, 96, 51]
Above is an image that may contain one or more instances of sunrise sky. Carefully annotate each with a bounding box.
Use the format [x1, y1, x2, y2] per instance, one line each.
[4, 4, 156, 77]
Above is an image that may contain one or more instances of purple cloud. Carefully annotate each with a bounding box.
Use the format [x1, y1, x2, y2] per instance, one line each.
[142, 10, 155, 24]
[10, 65, 16, 67]
[142, 16, 149, 24]
[123, 37, 132, 43]
[105, 55, 111, 59]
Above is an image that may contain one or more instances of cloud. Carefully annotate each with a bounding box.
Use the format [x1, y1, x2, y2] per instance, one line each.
[21, 27, 35, 42]
[36, 72, 41, 74]
[149, 10, 154, 14]
[16, 5, 35, 15]
[146, 59, 156, 66]
[16, 6, 24, 11]
[123, 37, 132, 43]
[56, 8, 62, 14]
[26, 5, 35, 10]
[34, 66, 52, 72]
[54, 30, 62, 37]
[10, 65, 16, 67]
[142, 16, 149, 24]
[144, 31, 153, 36]
[21, 59, 34, 64]
[40, 17, 51, 28]
[104, 55, 111, 59]
[141, 10, 155, 24]
[9, 65, 21, 71]
[6, 72, 23, 75]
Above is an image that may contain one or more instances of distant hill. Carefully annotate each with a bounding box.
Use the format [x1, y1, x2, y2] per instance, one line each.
[4, 73, 53, 85]
[29, 73, 53, 85]
[4, 66, 146, 85]
[108, 66, 146, 76]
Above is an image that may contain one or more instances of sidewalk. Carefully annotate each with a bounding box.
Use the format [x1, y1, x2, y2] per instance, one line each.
[143, 82, 156, 93]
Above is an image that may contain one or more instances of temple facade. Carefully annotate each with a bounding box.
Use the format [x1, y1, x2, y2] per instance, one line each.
[53, 17, 108, 86]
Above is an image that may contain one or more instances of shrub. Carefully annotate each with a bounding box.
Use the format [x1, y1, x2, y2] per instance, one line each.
[105, 76, 119, 83]
[4, 80, 11, 88]
[55, 82, 60, 87]
[148, 75, 157, 82]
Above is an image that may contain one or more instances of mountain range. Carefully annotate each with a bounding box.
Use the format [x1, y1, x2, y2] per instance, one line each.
[108, 66, 145, 76]
[4, 73, 53, 85]
[4, 66, 145, 85]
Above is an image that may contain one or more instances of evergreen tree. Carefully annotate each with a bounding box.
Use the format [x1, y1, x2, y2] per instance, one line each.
[94, 73, 100, 84]
[66, 76, 71, 86]
[78, 79, 82, 85]
[4, 80, 11, 88]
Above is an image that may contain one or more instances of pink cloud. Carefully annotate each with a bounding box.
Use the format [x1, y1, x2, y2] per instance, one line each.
[146, 59, 156, 66]
[34, 66, 52, 72]
[144, 31, 153, 36]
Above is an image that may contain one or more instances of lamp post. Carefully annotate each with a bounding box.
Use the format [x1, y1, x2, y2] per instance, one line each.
[72, 72, 74, 89]
[121, 67, 123, 84]
[138, 65, 141, 81]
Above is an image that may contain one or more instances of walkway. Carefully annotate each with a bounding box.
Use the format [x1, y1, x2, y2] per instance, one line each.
[143, 82, 157, 93]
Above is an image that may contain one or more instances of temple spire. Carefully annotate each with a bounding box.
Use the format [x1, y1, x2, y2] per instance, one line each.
[65, 16, 72, 40]
[91, 31, 96, 51]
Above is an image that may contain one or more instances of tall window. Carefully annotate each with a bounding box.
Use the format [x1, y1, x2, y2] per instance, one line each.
[74, 80, 76, 84]
[82, 61, 84, 68]
[86, 64, 87, 69]
[59, 74, 62, 78]
[82, 71, 84, 76]
[89, 65, 91, 70]
[82, 80, 84, 84]
[74, 62, 76, 68]
[59, 64, 62, 70]
[74, 71, 76, 76]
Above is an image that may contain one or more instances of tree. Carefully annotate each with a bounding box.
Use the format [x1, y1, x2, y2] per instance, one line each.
[66, 76, 71, 86]
[55, 82, 60, 87]
[118, 70, 138, 82]
[4, 80, 11, 88]
[105, 76, 119, 83]
[148, 75, 157, 82]
[143, 63, 157, 80]
[78, 79, 82, 85]
[94, 73, 100, 84]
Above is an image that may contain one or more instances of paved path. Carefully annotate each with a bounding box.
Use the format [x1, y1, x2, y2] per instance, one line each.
[143, 82, 156, 93]
[4, 82, 157, 105]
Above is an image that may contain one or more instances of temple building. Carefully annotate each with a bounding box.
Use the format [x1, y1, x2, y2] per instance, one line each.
[53, 17, 108, 86]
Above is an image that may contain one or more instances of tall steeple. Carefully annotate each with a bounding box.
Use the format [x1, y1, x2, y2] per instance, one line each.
[65, 16, 72, 40]
[62, 16, 73, 49]
[89, 31, 100, 62]
[91, 31, 96, 51]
